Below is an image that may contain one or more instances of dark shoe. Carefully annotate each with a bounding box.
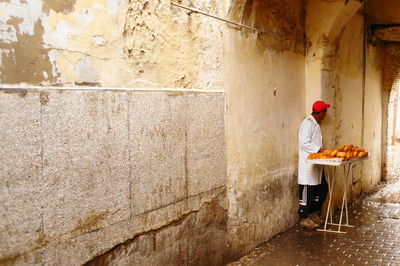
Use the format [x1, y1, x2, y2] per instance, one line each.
[308, 213, 324, 226]
[299, 218, 319, 229]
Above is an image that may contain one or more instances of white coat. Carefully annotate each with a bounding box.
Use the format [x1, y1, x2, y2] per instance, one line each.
[298, 115, 323, 185]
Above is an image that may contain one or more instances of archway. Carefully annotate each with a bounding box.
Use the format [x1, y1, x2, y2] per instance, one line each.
[384, 72, 400, 180]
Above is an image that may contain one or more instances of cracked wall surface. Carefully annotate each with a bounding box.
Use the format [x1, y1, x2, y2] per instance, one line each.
[0, 0, 226, 89]
[0, 0, 130, 86]
[122, 0, 226, 89]
[85, 191, 227, 266]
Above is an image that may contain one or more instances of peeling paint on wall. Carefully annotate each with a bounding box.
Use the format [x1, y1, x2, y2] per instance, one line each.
[0, 0, 227, 88]
[0, 19, 57, 84]
[0, 0, 127, 86]
[43, 0, 76, 14]
[0, 1, 41, 42]
[123, 0, 225, 89]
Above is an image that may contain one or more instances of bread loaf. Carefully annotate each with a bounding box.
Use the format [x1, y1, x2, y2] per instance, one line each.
[308, 145, 369, 161]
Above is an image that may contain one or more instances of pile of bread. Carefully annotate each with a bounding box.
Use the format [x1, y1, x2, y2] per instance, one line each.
[308, 145, 369, 161]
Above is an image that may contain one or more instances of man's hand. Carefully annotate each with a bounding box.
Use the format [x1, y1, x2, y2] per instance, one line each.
[318, 148, 325, 153]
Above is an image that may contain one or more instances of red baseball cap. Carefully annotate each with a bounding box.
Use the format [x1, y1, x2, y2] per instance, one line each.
[312, 101, 331, 112]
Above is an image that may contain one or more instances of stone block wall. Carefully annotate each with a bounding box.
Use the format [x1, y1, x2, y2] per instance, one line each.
[0, 88, 227, 265]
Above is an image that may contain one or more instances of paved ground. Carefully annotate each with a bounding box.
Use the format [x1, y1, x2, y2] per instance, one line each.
[228, 177, 400, 266]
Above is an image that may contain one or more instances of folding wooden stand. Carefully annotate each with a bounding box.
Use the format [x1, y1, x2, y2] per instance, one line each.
[307, 156, 368, 234]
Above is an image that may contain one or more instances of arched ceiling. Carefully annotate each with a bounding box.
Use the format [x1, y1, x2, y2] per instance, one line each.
[305, 0, 400, 98]
[305, 0, 364, 108]
[382, 44, 400, 92]
[228, 0, 400, 92]
[369, 0, 400, 44]
[368, 0, 400, 91]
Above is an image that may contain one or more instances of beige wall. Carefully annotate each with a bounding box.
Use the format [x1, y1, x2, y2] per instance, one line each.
[224, 0, 305, 257]
[333, 13, 365, 203]
[225, 37, 304, 256]
[363, 44, 383, 191]
[305, 0, 363, 112]
[335, 13, 364, 148]
[0, 0, 227, 89]
[321, 12, 383, 208]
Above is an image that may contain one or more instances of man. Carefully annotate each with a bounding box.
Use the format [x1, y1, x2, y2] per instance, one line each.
[298, 100, 330, 229]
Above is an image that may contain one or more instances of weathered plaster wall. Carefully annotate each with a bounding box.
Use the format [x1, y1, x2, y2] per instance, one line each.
[225, 0, 304, 258]
[362, 44, 383, 192]
[0, 0, 226, 89]
[304, 0, 385, 213]
[333, 13, 364, 203]
[322, 12, 383, 209]
[305, 0, 363, 112]
[335, 14, 364, 149]
[123, 0, 226, 89]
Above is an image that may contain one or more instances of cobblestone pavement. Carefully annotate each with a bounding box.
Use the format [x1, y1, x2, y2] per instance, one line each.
[228, 177, 400, 266]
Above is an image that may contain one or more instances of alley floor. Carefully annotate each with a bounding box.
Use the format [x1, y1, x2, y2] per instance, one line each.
[228, 176, 400, 265]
